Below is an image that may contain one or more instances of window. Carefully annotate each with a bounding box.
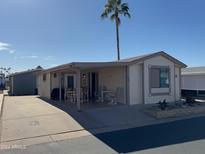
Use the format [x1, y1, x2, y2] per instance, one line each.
[160, 68, 169, 88]
[53, 73, 57, 78]
[150, 67, 169, 88]
[43, 74, 47, 81]
[67, 76, 74, 90]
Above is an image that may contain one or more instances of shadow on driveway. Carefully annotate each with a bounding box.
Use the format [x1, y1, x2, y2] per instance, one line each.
[96, 116, 205, 153]
[39, 97, 205, 153]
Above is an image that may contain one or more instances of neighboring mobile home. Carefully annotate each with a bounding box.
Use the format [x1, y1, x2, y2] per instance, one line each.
[181, 67, 205, 98]
[0, 72, 5, 90]
[38, 51, 186, 110]
[9, 66, 43, 95]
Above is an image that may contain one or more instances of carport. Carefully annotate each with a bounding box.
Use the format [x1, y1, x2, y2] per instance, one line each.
[38, 62, 127, 111]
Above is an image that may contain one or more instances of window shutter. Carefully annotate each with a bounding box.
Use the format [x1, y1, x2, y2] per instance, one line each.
[150, 68, 160, 88]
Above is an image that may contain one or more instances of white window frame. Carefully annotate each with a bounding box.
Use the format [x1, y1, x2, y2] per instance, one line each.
[64, 74, 76, 90]
[149, 66, 171, 96]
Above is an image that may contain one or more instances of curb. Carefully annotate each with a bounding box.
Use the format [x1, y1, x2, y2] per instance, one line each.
[0, 93, 4, 118]
[0, 93, 4, 143]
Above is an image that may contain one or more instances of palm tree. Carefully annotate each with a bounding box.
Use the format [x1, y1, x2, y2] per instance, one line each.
[101, 0, 131, 60]
[0, 67, 11, 76]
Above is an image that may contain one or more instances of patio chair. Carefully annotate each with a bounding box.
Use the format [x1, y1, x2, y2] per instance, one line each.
[104, 91, 116, 104]
[94, 91, 102, 103]
[80, 87, 89, 103]
[98, 86, 107, 103]
[65, 89, 76, 104]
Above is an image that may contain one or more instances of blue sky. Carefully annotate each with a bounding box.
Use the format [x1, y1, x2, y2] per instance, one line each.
[0, 0, 205, 72]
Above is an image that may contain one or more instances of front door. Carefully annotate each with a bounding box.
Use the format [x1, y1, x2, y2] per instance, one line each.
[89, 72, 99, 99]
[64, 74, 76, 90]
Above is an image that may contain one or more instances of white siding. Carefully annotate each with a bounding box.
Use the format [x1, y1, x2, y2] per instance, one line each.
[51, 73, 59, 90]
[144, 55, 177, 104]
[128, 63, 143, 105]
[182, 75, 205, 90]
[38, 73, 51, 99]
[98, 67, 126, 104]
[175, 67, 181, 100]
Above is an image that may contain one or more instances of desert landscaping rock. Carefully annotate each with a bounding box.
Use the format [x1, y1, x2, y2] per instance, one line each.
[145, 104, 205, 119]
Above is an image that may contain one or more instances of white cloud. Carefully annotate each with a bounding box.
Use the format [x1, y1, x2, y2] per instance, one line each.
[0, 42, 15, 54]
[50, 64, 58, 67]
[0, 42, 9, 50]
[14, 55, 39, 60]
[20, 55, 39, 59]
[28, 55, 38, 59]
[9, 50, 15, 54]
[44, 56, 55, 61]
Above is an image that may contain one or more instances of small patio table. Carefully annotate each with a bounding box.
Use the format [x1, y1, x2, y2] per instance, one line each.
[101, 90, 114, 103]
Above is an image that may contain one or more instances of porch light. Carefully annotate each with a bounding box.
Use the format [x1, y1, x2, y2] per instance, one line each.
[82, 74, 86, 78]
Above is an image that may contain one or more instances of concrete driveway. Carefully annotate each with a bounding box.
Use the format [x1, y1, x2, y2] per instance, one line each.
[0, 95, 157, 147]
[0, 96, 88, 145]
[2, 96, 205, 153]
[2, 104, 205, 154]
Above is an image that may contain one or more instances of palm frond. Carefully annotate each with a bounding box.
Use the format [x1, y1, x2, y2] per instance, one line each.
[101, 6, 112, 19]
[119, 2, 131, 18]
[101, 0, 131, 21]
[110, 13, 116, 21]
[107, 0, 116, 8]
[101, 0, 115, 19]
[121, 3, 128, 8]
[121, 3, 129, 12]
[101, 12, 108, 19]
[116, 17, 121, 26]
[124, 12, 131, 18]
[117, 0, 121, 5]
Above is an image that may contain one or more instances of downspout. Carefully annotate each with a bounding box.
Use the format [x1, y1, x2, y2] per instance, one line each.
[142, 63, 145, 104]
[174, 66, 176, 102]
[179, 68, 182, 98]
[50, 73, 52, 99]
[76, 69, 81, 111]
[59, 72, 62, 103]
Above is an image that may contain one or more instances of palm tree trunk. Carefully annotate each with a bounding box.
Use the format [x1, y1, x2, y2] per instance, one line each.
[116, 20, 120, 60]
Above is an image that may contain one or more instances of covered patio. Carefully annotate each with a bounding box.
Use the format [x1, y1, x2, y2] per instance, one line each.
[40, 62, 128, 111]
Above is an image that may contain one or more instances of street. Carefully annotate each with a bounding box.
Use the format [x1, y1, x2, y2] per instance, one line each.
[2, 116, 205, 154]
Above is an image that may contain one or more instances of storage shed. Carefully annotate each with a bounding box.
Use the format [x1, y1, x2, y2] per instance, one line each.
[9, 67, 43, 95]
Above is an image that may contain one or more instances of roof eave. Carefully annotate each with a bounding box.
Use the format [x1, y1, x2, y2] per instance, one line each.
[126, 51, 187, 68]
[42, 62, 129, 73]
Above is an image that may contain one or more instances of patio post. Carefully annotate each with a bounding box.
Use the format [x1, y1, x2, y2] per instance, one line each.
[59, 72, 62, 103]
[76, 70, 81, 111]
